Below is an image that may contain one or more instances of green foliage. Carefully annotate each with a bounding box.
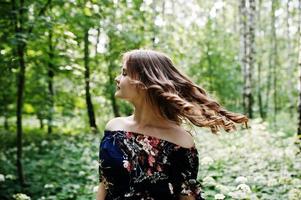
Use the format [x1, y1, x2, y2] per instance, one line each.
[0, 129, 100, 200]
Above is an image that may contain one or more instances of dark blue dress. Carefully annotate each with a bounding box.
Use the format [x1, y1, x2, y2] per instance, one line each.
[99, 130, 203, 200]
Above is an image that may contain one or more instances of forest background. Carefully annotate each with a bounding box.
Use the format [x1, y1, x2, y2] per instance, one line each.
[0, 0, 301, 199]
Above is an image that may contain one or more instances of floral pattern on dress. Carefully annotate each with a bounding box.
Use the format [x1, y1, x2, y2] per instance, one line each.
[99, 130, 203, 200]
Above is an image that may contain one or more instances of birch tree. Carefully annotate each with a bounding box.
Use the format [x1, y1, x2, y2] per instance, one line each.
[297, 0, 301, 137]
[239, 0, 255, 118]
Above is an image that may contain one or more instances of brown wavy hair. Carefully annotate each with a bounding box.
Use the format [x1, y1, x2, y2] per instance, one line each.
[122, 49, 249, 134]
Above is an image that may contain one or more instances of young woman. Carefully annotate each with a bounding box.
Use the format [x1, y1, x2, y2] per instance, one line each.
[96, 49, 248, 200]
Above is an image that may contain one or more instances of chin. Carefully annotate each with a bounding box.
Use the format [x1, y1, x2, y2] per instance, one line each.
[115, 92, 123, 99]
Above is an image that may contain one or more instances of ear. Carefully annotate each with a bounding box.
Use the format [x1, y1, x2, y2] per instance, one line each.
[136, 82, 147, 91]
[136, 86, 146, 96]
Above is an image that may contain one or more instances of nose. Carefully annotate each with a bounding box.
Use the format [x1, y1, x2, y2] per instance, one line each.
[115, 75, 120, 84]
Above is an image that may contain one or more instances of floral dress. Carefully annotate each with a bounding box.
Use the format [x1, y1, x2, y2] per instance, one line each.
[99, 129, 203, 200]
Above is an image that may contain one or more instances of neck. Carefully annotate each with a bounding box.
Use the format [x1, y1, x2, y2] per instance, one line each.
[130, 101, 172, 129]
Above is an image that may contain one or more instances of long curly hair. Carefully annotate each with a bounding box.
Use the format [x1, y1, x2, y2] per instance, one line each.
[122, 49, 249, 134]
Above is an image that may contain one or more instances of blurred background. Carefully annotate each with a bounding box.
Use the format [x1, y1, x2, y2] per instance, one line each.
[0, 0, 300, 199]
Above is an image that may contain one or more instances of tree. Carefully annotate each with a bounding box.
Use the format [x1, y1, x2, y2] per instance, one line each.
[0, 0, 16, 131]
[84, 28, 98, 132]
[297, 0, 301, 137]
[10, 0, 51, 186]
[256, 0, 264, 119]
[47, 18, 55, 134]
[270, 0, 279, 125]
[239, 0, 255, 118]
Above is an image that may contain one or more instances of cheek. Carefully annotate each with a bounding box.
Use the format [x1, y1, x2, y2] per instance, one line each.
[120, 77, 132, 87]
[120, 79, 128, 87]
[119, 77, 127, 86]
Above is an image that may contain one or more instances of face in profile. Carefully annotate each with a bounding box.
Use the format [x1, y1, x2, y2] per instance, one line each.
[114, 64, 143, 103]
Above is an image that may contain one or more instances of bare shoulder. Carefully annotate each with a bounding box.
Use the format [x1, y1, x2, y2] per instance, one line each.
[104, 117, 195, 148]
[170, 126, 195, 149]
[105, 117, 127, 131]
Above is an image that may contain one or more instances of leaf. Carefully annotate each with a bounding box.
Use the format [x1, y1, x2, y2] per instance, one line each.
[84, 7, 92, 16]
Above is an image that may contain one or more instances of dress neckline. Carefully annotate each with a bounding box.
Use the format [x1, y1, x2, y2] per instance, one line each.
[104, 129, 196, 150]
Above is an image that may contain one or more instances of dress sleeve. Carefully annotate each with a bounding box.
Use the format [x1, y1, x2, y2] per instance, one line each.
[170, 147, 203, 199]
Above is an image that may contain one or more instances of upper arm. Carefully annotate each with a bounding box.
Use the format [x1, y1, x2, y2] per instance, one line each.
[96, 181, 107, 200]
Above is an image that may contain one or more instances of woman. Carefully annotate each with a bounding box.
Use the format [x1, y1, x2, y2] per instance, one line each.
[97, 49, 248, 200]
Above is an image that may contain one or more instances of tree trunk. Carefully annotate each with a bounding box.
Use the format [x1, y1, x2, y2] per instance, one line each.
[286, 0, 295, 117]
[11, 0, 51, 187]
[257, 0, 264, 119]
[297, 0, 301, 138]
[265, 50, 272, 120]
[239, 0, 247, 116]
[38, 115, 44, 129]
[84, 28, 98, 133]
[271, 0, 278, 125]
[108, 61, 120, 117]
[11, 0, 25, 186]
[264, 1, 278, 121]
[47, 28, 54, 134]
[3, 103, 9, 130]
[16, 43, 25, 186]
[246, 0, 255, 118]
